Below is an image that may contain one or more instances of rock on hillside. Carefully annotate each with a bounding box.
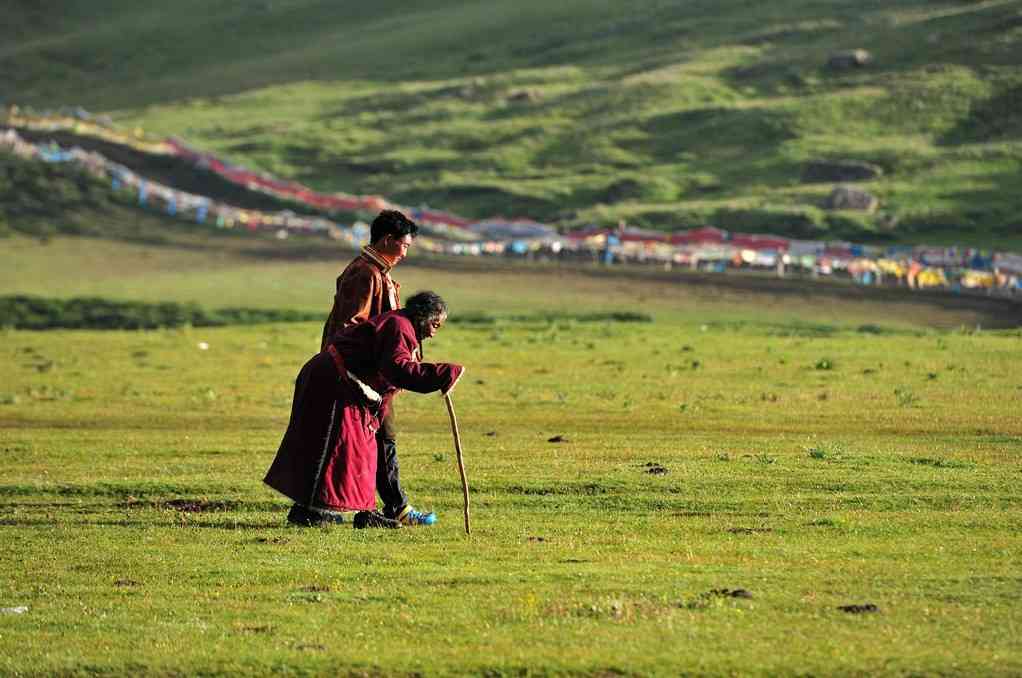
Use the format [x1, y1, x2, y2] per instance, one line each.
[826, 186, 879, 212]
[827, 49, 873, 70]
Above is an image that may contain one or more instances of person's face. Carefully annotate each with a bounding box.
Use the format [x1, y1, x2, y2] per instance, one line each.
[420, 313, 446, 341]
[377, 234, 413, 264]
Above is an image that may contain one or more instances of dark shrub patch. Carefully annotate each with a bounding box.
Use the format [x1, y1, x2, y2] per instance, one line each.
[0, 295, 321, 330]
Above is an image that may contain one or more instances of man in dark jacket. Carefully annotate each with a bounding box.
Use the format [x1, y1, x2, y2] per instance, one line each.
[318, 210, 436, 525]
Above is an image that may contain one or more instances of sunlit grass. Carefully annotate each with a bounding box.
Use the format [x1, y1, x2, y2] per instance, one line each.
[1, 238, 1021, 675]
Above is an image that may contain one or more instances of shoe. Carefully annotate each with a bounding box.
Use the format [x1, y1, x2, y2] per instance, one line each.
[287, 504, 346, 527]
[287, 504, 317, 526]
[396, 505, 437, 526]
[353, 510, 402, 529]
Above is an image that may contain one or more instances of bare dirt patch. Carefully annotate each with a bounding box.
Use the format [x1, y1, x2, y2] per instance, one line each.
[254, 536, 290, 545]
[710, 588, 753, 599]
[120, 497, 240, 513]
[644, 462, 669, 475]
[681, 588, 753, 609]
[234, 623, 274, 634]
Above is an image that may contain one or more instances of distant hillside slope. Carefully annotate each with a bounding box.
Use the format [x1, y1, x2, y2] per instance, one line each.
[3, 0, 1022, 246]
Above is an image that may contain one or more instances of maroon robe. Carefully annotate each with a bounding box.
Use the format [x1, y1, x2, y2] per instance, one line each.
[264, 310, 463, 512]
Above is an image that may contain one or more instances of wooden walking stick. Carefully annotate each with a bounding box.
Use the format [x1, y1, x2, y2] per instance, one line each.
[443, 393, 471, 535]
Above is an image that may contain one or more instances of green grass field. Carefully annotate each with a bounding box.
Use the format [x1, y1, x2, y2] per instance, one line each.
[1, 238, 1021, 675]
[4, 0, 1022, 245]
[3, 2, 1021, 673]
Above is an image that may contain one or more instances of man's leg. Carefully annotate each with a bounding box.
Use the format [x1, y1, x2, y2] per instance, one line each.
[376, 431, 408, 519]
[376, 409, 437, 525]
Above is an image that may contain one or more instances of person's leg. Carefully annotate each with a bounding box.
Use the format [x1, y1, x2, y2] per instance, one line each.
[376, 432, 408, 518]
[375, 410, 437, 525]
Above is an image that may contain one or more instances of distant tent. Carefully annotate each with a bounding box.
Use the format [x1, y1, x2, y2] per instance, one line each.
[729, 233, 790, 252]
[669, 226, 728, 246]
[470, 218, 558, 241]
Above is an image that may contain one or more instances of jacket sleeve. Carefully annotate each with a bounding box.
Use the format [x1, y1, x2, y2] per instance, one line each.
[334, 268, 377, 328]
[376, 316, 464, 394]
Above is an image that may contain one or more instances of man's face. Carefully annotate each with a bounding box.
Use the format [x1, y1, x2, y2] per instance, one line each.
[377, 234, 413, 264]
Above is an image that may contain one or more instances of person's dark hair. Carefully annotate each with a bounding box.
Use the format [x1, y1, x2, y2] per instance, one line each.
[370, 210, 418, 244]
[404, 291, 447, 330]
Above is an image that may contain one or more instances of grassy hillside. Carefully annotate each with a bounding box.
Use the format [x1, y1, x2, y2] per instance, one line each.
[3, 0, 1022, 245]
[0, 150, 359, 254]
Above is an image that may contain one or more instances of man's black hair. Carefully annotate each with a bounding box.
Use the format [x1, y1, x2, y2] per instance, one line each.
[404, 291, 447, 325]
[370, 209, 419, 244]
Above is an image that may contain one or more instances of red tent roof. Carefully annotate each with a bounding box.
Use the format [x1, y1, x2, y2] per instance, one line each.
[618, 228, 668, 243]
[669, 226, 728, 245]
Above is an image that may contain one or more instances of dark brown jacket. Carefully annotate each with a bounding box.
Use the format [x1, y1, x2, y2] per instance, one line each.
[320, 246, 401, 350]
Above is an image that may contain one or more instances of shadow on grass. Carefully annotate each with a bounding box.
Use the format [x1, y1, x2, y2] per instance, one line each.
[0, 482, 255, 498]
[449, 310, 653, 325]
[0, 492, 289, 530]
[910, 167, 1022, 241]
[0, 515, 288, 530]
[640, 107, 796, 163]
[940, 83, 1022, 145]
[0, 496, 291, 529]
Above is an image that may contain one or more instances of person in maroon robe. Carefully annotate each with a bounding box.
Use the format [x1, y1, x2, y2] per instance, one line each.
[264, 291, 464, 528]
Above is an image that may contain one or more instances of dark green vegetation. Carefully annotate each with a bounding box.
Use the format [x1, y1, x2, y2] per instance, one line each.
[451, 310, 653, 325]
[0, 292, 652, 331]
[0, 295, 322, 330]
[4, 0, 1022, 246]
[0, 151, 135, 239]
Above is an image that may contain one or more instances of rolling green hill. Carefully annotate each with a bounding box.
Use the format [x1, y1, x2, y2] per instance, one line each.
[3, 0, 1022, 246]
